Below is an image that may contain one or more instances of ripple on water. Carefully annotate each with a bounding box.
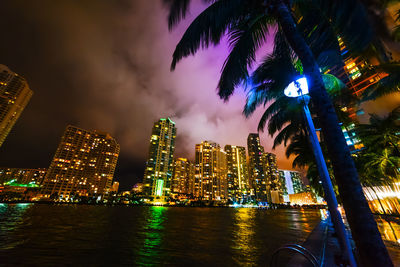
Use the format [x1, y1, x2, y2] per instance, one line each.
[0, 205, 322, 266]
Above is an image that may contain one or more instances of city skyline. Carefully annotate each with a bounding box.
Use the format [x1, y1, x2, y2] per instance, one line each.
[0, 1, 292, 191]
[0, 1, 397, 192]
[0, 1, 399, 266]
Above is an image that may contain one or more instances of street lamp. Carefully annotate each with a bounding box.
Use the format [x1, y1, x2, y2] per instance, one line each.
[284, 76, 357, 267]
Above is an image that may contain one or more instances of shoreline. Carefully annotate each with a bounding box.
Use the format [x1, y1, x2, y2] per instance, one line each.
[0, 201, 327, 209]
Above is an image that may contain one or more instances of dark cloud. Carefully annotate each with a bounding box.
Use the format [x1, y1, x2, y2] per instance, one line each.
[0, 0, 294, 190]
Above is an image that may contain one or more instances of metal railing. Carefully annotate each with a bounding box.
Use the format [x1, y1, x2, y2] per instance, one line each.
[270, 244, 320, 267]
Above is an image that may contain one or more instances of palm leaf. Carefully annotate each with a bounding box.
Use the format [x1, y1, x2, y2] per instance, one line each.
[170, 0, 262, 70]
[218, 14, 272, 101]
[164, 0, 191, 30]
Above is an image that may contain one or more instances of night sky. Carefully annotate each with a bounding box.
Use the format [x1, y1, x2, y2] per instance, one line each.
[0, 1, 398, 191]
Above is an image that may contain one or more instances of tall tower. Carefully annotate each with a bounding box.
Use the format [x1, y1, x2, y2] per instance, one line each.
[247, 133, 268, 202]
[40, 125, 120, 198]
[263, 152, 282, 203]
[171, 158, 194, 195]
[0, 168, 46, 185]
[194, 141, 227, 201]
[0, 65, 33, 147]
[278, 170, 306, 195]
[224, 145, 249, 202]
[143, 118, 176, 197]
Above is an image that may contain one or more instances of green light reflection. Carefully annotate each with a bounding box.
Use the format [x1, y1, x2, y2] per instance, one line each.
[0, 203, 32, 249]
[136, 206, 167, 266]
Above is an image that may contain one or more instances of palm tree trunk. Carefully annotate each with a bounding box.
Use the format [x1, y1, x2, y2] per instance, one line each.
[274, 1, 393, 266]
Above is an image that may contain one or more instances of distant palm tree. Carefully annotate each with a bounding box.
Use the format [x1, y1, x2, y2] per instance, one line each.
[164, 0, 392, 265]
[244, 32, 351, 199]
[357, 105, 400, 154]
[364, 149, 400, 180]
[353, 105, 400, 189]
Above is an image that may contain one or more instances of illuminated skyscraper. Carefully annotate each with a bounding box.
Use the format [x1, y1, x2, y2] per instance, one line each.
[278, 170, 306, 196]
[327, 37, 388, 153]
[263, 152, 282, 202]
[143, 118, 176, 198]
[111, 181, 119, 193]
[247, 133, 268, 202]
[224, 145, 249, 202]
[171, 157, 194, 195]
[194, 141, 227, 201]
[40, 125, 120, 198]
[0, 168, 46, 186]
[0, 65, 33, 147]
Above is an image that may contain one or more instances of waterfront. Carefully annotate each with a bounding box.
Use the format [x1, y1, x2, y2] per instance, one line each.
[0, 204, 399, 266]
[0, 204, 322, 266]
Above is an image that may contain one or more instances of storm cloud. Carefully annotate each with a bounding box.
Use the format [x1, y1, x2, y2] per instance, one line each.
[0, 0, 294, 189]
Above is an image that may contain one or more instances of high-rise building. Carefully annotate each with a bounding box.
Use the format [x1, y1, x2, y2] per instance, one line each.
[278, 170, 306, 197]
[224, 145, 249, 202]
[132, 183, 144, 194]
[194, 141, 227, 201]
[247, 133, 268, 202]
[111, 181, 119, 193]
[40, 125, 120, 198]
[263, 152, 282, 201]
[143, 118, 176, 198]
[171, 158, 194, 195]
[0, 168, 46, 185]
[0, 65, 33, 147]
[327, 37, 387, 153]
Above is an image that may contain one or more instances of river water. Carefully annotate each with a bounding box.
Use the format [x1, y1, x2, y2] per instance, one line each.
[0, 204, 322, 266]
[0, 204, 398, 266]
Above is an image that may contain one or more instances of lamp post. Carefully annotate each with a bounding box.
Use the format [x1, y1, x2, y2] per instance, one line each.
[284, 77, 357, 267]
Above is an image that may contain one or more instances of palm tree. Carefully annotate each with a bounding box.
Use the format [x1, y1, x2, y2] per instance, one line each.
[244, 30, 353, 199]
[164, 0, 392, 265]
[357, 105, 400, 154]
[354, 106, 400, 187]
[364, 149, 400, 179]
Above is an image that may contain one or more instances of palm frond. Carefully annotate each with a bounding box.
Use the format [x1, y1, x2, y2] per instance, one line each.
[273, 122, 305, 149]
[244, 30, 297, 116]
[164, 0, 191, 30]
[218, 14, 272, 101]
[295, 1, 342, 70]
[312, 0, 374, 55]
[171, 0, 256, 70]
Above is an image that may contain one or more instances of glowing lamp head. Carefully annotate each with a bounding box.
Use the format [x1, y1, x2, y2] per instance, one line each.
[284, 77, 309, 97]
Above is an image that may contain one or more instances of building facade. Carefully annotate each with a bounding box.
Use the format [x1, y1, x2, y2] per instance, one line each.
[171, 157, 194, 195]
[194, 141, 227, 201]
[263, 152, 282, 202]
[0, 168, 46, 185]
[40, 125, 120, 198]
[247, 133, 268, 202]
[111, 181, 119, 193]
[224, 145, 249, 202]
[278, 170, 306, 202]
[0, 65, 33, 147]
[143, 118, 176, 197]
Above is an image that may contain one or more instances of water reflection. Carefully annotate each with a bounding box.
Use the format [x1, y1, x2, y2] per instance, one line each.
[231, 208, 257, 265]
[136, 206, 167, 265]
[375, 217, 400, 244]
[0, 206, 325, 266]
[0, 203, 32, 249]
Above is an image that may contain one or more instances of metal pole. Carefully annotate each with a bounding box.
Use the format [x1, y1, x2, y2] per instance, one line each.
[300, 95, 357, 267]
